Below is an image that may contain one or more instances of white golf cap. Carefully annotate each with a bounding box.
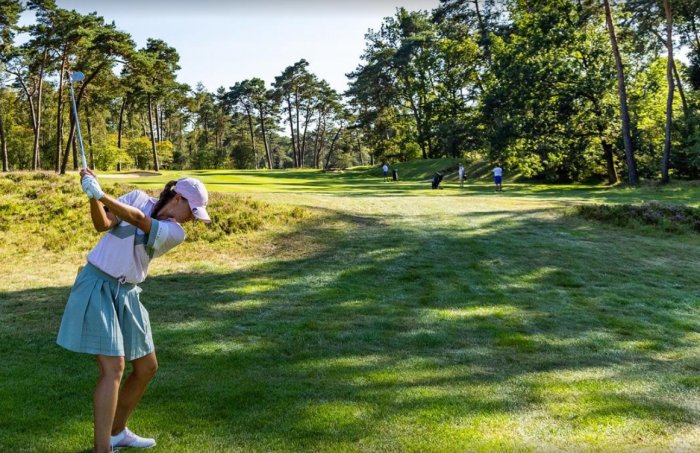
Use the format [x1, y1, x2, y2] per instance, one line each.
[174, 177, 210, 223]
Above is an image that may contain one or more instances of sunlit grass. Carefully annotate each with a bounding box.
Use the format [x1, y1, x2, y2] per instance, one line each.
[96, 164, 700, 207]
[1, 167, 699, 451]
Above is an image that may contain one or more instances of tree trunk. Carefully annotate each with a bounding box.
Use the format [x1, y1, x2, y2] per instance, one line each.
[7, 71, 36, 170]
[295, 90, 301, 167]
[154, 103, 161, 142]
[661, 0, 674, 183]
[312, 112, 323, 169]
[690, 16, 700, 50]
[671, 60, 688, 114]
[72, 128, 79, 170]
[55, 55, 66, 173]
[64, 64, 107, 172]
[17, 77, 38, 170]
[60, 112, 73, 174]
[258, 109, 272, 169]
[325, 125, 343, 170]
[357, 133, 364, 166]
[300, 105, 313, 168]
[32, 49, 48, 170]
[603, 0, 638, 184]
[27, 92, 38, 168]
[588, 95, 619, 185]
[651, 29, 689, 114]
[147, 95, 159, 171]
[286, 97, 297, 167]
[245, 107, 258, 169]
[85, 98, 94, 168]
[472, 0, 491, 67]
[160, 106, 165, 142]
[317, 119, 327, 169]
[602, 139, 618, 184]
[0, 97, 8, 172]
[403, 77, 428, 159]
[117, 97, 127, 148]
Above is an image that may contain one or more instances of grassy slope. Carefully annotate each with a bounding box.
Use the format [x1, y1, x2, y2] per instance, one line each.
[1, 166, 699, 452]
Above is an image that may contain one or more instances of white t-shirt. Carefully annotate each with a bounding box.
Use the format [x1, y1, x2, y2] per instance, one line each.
[493, 167, 503, 177]
[383, 165, 389, 172]
[87, 190, 186, 283]
[458, 167, 465, 177]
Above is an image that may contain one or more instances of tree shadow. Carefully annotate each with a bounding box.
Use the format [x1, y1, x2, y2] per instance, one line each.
[1, 205, 699, 450]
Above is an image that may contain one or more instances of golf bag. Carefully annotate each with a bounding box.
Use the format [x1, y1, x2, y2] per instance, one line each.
[431, 172, 443, 189]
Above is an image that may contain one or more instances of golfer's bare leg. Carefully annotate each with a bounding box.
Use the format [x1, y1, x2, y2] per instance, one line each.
[112, 352, 158, 434]
[94, 355, 124, 453]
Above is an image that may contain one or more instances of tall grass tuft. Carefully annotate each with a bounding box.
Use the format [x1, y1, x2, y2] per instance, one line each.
[0, 173, 307, 251]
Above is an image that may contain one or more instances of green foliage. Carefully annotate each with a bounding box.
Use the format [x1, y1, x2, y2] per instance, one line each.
[483, 0, 625, 182]
[157, 140, 174, 169]
[673, 114, 700, 178]
[228, 142, 255, 169]
[1, 0, 700, 184]
[91, 134, 129, 171]
[689, 49, 700, 90]
[628, 58, 684, 178]
[126, 136, 151, 168]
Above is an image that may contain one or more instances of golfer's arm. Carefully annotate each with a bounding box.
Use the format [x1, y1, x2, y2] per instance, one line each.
[97, 194, 152, 234]
[89, 199, 117, 232]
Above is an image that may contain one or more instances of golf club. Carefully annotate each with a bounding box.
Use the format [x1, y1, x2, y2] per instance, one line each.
[66, 70, 87, 169]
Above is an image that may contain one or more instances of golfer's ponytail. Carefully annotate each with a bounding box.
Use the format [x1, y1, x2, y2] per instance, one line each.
[151, 180, 178, 218]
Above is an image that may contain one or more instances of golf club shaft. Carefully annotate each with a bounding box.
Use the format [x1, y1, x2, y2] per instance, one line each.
[67, 72, 88, 169]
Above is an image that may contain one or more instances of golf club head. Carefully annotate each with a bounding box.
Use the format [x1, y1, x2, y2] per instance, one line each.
[70, 71, 85, 82]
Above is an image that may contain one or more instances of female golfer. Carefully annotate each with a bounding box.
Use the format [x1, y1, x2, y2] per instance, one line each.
[57, 168, 210, 452]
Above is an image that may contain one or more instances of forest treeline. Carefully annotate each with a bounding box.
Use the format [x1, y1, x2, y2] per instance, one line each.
[1, 0, 699, 183]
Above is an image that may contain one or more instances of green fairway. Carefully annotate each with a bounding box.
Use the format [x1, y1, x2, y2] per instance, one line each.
[101, 167, 700, 206]
[1, 170, 699, 452]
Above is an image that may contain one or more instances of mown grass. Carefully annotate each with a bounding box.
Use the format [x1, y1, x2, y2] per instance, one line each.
[97, 160, 700, 207]
[1, 167, 699, 452]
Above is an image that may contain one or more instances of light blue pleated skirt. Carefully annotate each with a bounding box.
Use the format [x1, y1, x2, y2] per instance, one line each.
[57, 263, 154, 361]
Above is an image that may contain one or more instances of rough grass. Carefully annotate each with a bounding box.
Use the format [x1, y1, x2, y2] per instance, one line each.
[0, 172, 308, 252]
[576, 201, 700, 234]
[1, 168, 699, 452]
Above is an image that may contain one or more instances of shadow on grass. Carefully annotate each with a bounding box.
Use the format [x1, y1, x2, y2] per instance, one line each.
[1, 206, 699, 450]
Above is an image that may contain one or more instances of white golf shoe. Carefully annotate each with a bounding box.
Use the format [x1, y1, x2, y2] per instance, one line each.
[111, 427, 156, 449]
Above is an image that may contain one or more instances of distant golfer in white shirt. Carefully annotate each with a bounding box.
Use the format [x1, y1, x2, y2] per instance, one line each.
[382, 163, 389, 182]
[458, 164, 465, 188]
[492, 164, 503, 192]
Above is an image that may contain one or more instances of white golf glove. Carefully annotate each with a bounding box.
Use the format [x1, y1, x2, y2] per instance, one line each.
[81, 175, 105, 200]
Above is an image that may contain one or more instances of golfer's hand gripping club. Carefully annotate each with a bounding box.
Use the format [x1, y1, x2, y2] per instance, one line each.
[81, 170, 105, 200]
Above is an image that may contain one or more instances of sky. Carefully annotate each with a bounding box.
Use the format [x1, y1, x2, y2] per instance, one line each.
[49, 0, 442, 94]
